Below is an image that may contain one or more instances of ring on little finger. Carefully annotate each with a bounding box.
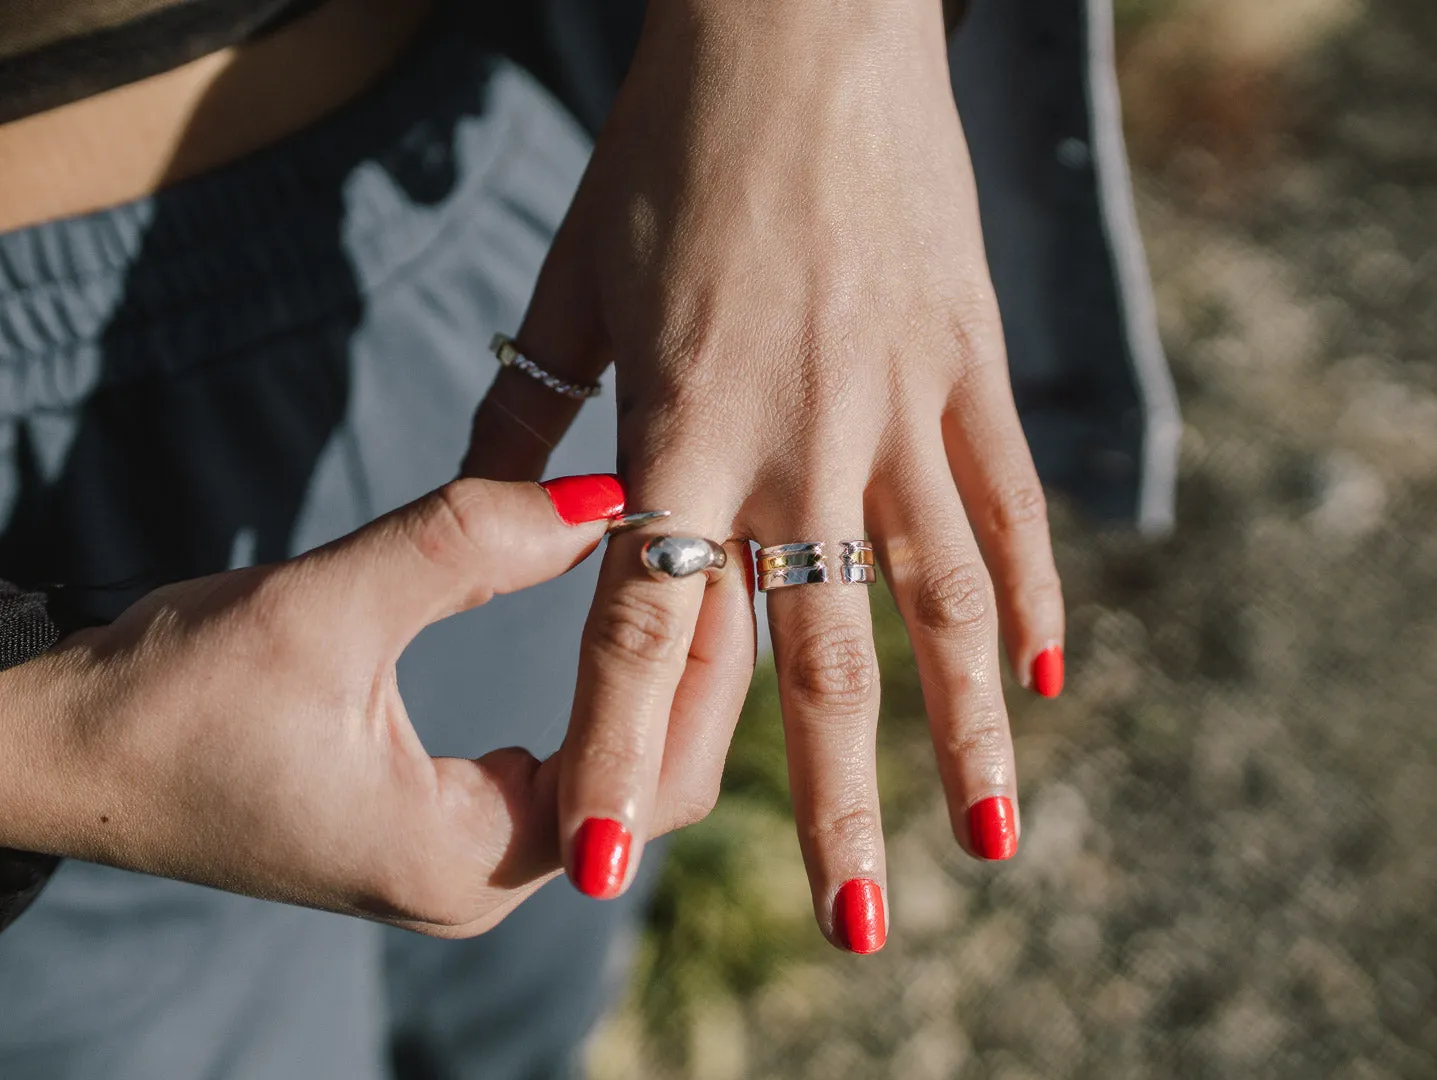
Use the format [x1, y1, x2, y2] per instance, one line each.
[640, 535, 728, 583]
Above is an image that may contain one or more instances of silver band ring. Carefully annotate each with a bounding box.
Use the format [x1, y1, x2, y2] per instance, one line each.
[641, 536, 728, 582]
[490, 333, 602, 401]
[756, 542, 827, 592]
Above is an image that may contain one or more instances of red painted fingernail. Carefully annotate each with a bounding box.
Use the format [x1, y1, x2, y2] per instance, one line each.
[741, 543, 756, 599]
[833, 878, 886, 954]
[968, 796, 1018, 860]
[571, 818, 631, 899]
[1031, 646, 1064, 698]
[540, 474, 626, 525]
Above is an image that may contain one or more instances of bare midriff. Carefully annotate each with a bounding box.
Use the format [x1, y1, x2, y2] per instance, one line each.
[0, 0, 435, 233]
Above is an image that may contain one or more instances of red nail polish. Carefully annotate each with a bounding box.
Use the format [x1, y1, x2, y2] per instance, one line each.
[741, 543, 756, 599]
[968, 796, 1018, 860]
[834, 878, 886, 954]
[571, 818, 631, 899]
[540, 474, 626, 526]
[1031, 646, 1064, 698]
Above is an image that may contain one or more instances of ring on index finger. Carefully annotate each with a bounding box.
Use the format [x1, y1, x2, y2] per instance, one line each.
[640, 535, 729, 583]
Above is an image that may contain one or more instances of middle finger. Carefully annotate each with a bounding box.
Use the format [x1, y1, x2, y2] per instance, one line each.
[762, 501, 888, 955]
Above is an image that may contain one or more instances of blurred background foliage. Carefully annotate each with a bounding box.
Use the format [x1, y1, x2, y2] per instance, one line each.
[591, 0, 1437, 1076]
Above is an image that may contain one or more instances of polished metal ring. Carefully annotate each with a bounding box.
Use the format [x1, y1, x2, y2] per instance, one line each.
[756, 542, 827, 592]
[490, 333, 602, 401]
[757, 547, 825, 573]
[839, 540, 877, 585]
[641, 536, 728, 582]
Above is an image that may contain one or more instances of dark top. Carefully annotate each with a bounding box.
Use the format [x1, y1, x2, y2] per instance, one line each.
[0, 0, 322, 124]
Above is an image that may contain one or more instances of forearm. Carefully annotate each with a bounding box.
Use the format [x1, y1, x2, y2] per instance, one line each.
[0, 621, 68, 932]
[0, 582, 100, 931]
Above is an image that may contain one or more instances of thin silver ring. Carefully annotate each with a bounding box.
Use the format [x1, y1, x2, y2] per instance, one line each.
[640, 536, 728, 582]
[490, 333, 602, 401]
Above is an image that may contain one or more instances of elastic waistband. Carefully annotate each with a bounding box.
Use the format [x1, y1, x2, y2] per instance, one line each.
[0, 15, 552, 414]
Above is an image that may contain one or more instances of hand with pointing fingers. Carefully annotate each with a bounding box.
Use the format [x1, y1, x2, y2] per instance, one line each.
[0, 474, 756, 935]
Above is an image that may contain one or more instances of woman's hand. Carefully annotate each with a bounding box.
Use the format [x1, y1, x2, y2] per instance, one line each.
[0, 475, 756, 936]
[466, 1, 1064, 951]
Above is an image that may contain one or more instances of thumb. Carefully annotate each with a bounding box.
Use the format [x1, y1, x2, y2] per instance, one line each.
[308, 474, 626, 647]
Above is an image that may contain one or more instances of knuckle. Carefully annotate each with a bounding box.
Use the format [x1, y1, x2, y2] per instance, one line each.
[666, 788, 721, 831]
[423, 480, 499, 567]
[1022, 574, 1065, 613]
[944, 306, 999, 380]
[589, 589, 688, 667]
[808, 802, 882, 851]
[944, 720, 1010, 771]
[784, 624, 879, 711]
[982, 481, 1050, 540]
[911, 562, 994, 636]
[573, 735, 647, 782]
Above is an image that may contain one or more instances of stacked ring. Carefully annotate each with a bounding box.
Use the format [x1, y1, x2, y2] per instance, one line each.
[839, 540, 877, 585]
[756, 542, 827, 592]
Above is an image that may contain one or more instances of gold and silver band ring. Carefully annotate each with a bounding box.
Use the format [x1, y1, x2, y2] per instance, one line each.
[839, 540, 877, 585]
[756, 542, 826, 591]
[755, 540, 876, 592]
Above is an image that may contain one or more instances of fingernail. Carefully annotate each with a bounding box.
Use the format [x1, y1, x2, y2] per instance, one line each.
[968, 796, 1018, 860]
[834, 878, 886, 954]
[540, 474, 626, 525]
[1031, 646, 1064, 698]
[571, 818, 631, 899]
[741, 543, 756, 599]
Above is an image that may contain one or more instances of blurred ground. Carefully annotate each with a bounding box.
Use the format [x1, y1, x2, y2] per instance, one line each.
[588, 0, 1437, 1076]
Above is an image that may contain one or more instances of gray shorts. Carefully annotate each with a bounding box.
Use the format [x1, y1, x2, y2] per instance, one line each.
[0, 22, 647, 1080]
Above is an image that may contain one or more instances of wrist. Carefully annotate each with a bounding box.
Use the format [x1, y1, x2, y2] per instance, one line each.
[0, 635, 100, 855]
[640, 0, 944, 57]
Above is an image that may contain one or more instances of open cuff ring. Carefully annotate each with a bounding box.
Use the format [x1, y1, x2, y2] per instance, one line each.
[641, 536, 728, 582]
[756, 540, 876, 591]
[839, 540, 876, 585]
[757, 542, 827, 591]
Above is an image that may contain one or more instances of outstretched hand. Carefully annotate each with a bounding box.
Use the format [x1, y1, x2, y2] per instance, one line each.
[466, 0, 1064, 953]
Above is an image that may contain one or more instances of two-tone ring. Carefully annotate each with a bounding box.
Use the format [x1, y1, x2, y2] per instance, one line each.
[838, 540, 876, 585]
[757, 542, 828, 591]
[755, 541, 876, 592]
